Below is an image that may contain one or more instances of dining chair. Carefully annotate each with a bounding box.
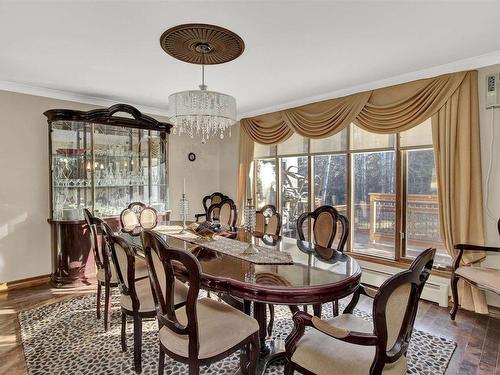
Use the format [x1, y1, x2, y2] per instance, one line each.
[194, 192, 229, 222]
[141, 230, 260, 375]
[101, 222, 188, 373]
[297, 205, 349, 317]
[121, 202, 159, 233]
[207, 198, 237, 228]
[255, 204, 282, 236]
[297, 205, 349, 251]
[120, 202, 147, 232]
[139, 206, 158, 230]
[449, 218, 500, 320]
[284, 247, 436, 375]
[83, 208, 117, 331]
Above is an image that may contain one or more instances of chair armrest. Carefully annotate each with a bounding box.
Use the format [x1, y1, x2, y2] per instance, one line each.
[454, 244, 500, 253]
[343, 284, 378, 314]
[359, 284, 378, 299]
[311, 316, 378, 345]
[452, 244, 500, 270]
[194, 213, 206, 222]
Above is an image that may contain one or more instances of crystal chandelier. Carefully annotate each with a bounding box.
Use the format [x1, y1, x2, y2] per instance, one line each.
[168, 54, 236, 143]
[161, 24, 244, 144]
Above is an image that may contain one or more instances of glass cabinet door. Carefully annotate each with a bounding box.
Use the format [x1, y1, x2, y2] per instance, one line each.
[149, 131, 169, 213]
[93, 125, 149, 217]
[51, 121, 93, 221]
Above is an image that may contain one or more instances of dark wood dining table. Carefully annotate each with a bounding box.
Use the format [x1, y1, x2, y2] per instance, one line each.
[119, 222, 361, 374]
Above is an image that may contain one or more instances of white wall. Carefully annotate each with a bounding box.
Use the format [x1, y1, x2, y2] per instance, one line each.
[478, 64, 500, 307]
[0, 90, 236, 283]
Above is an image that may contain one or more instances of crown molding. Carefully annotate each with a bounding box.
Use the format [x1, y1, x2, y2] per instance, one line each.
[238, 49, 500, 119]
[0, 79, 170, 118]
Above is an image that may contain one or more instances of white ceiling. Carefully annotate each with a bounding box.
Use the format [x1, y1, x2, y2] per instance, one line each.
[1, 1, 500, 118]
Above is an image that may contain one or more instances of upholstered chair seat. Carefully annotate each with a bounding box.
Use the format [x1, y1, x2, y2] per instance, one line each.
[455, 266, 500, 293]
[121, 277, 188, 313]
[159, 297, 259, 359]
[291, 314, 406, 375]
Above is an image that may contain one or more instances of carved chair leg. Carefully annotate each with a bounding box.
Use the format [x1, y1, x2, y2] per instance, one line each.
[247, 334, 259, 375]
[243, 299, 252, 315]
[450, 274, 459, 320]
[333, 300, 339, 317]
[289, 305, 299, 315]
[267, 304, 275, 337]
[104, 281, 111, 331]
[96, 283, 102, 319]
[133, 315, 143, 373]
[312, 304, 322, 318]
[158, 345, 165, 375]
[121, 312, 127, 352]
[188, 365, 200, 375]
[284, 361, 294, 375]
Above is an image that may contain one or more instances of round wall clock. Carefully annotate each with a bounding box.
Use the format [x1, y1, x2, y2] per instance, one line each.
[188, 152, 196, 162]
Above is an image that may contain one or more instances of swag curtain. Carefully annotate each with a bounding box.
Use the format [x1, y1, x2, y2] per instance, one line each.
[239, 70, 487, 314]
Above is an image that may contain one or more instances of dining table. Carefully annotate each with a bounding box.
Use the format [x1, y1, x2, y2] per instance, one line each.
[119, 221, 361, 374]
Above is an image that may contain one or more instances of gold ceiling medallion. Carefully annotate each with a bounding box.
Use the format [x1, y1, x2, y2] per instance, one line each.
[160, 23, 245, 65]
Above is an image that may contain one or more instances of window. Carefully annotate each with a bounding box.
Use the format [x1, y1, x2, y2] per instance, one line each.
[281, 156, 308, 238]
[254, 121, 450, 267]
[255, 158, 276, 209]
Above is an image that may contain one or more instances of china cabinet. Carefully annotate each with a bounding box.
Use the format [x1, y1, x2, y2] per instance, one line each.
[44, 104, 171, 287]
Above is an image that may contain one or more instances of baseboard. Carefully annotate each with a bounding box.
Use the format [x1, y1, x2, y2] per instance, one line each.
[0, 274, 50, 293]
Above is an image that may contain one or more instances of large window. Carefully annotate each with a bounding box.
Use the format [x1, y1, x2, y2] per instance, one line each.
[254, 120, 450, 268]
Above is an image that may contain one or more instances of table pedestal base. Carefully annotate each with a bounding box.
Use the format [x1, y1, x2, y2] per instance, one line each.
[235, 338, 285, 375]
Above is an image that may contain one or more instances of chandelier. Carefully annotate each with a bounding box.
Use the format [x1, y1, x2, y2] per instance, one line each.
[160, 24, 245, 143]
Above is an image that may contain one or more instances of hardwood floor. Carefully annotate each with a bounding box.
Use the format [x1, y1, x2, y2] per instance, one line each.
[1, 282, 499, 375]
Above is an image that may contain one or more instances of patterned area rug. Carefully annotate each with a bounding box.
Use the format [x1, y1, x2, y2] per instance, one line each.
[19, 292, 456, 374]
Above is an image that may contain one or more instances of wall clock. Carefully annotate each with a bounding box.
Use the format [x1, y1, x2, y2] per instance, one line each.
[188, 152, 196, 162]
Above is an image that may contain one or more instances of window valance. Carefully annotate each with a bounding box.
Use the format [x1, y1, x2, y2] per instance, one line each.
[240, 71, 468, 143]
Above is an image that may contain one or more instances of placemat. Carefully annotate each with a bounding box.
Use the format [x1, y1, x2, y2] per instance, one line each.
[155, 225, 293, 265]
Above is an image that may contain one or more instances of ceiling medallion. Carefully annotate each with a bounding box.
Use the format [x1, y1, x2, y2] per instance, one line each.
[160, 24, 244, 143]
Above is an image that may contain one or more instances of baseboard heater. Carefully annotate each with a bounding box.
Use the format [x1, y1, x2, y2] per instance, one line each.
[360, 266, 449, 307]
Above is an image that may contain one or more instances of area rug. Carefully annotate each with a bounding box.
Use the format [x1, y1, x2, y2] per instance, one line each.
[19, 292, 456, 375]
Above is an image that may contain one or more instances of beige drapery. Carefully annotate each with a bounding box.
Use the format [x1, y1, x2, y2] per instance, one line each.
[239, 70, 487, 314]
[432, 71, 487, 314]
[237, 126, 254, 225]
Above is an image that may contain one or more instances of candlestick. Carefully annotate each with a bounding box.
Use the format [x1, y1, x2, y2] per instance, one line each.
[179, 193, 189, 234]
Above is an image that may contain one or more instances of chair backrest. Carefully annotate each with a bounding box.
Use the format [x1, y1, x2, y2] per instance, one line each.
[255, 205, 282, 235]
[83, 208, 105, 270]
[202, 192, 229, 220]
[120, 208, 140, 230]
[101, 222, 139, 303]
[142, 230, 202, 360]
[296, 205, 349, 251]
[370, 247, 436, 374]
[140, 207, 158, 230]
[207, 198, 237, 227]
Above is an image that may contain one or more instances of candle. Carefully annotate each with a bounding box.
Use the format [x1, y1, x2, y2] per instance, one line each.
[248, 161, 254, 199]
[183, 178, 186, 196]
